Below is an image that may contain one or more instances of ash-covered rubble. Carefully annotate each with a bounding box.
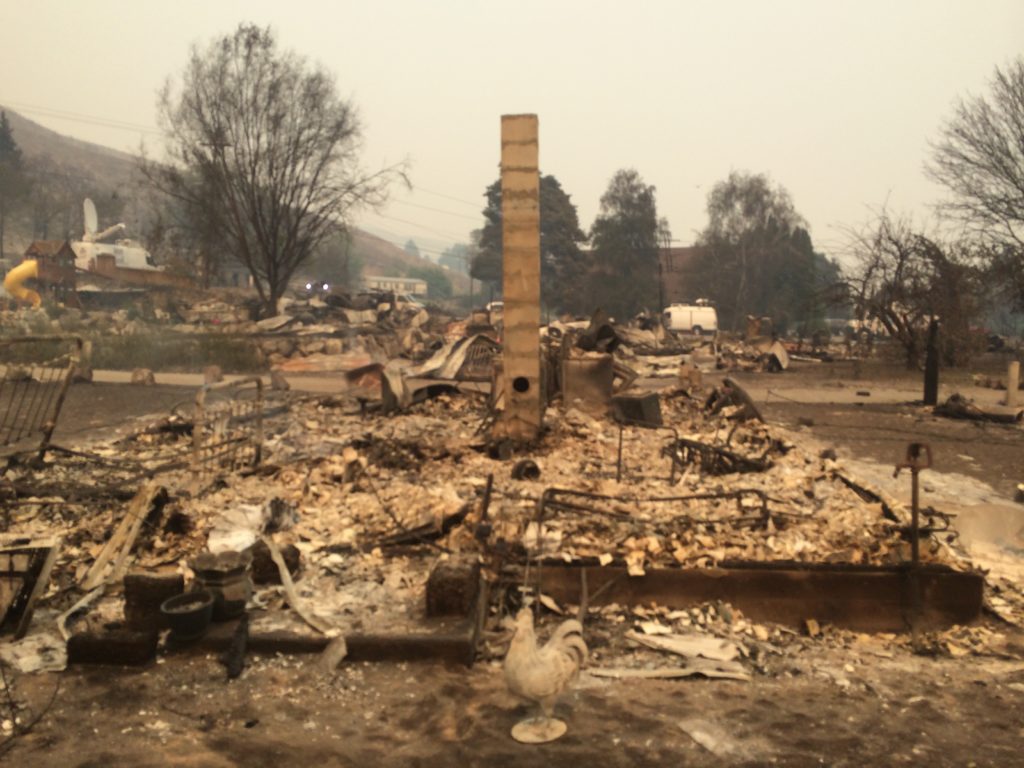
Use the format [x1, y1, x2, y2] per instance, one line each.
[0, 289, 458, 376]
[3, 350, 1020, 681]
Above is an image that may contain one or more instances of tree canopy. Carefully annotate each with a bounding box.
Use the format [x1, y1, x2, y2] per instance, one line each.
[693, 171, 837, 332]
[439, 243, 473, 275]
[586, 169, 663, 320]
[470, 174, 587, 312]
[407, 264, 452, 299]
[144, 23, 404, 316]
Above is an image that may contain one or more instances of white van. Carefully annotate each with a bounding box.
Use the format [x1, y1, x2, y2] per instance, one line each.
[662, 300, 718, 335]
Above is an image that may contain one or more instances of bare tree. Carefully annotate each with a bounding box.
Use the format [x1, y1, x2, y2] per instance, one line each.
[143, 24, 405, 315]
[25, 155, 96, 240]
[843, 211, 983, 367]
[927, 57, 1024, 248]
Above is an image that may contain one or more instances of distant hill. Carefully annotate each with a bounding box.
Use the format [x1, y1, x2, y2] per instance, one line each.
[1, 107, 466, 293]
[348, 229, 469, 293]
[2, 108, 137, 187]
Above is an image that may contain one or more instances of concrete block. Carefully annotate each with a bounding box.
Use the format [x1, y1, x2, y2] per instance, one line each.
[67, 625, 159, 666]
[426, 558, 481, 618]
[123, 568, 184, 631]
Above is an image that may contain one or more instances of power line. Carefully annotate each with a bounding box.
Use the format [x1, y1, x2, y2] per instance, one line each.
[410, 185, 482, 210]
[3, 99, 489, 246]
[389, 197, 481, 222]
[359, 225, 448, 257]
[2, 100, 490, 215]
[1, 100, 162, 136]
[362, 211, 469, 242]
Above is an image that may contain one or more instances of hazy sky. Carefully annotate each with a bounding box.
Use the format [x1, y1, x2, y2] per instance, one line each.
[2, 1, 1021, 261]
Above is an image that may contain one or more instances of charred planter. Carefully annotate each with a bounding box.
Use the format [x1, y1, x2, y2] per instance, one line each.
[191, 550, 253, 621]
[161, 590, 214, 641]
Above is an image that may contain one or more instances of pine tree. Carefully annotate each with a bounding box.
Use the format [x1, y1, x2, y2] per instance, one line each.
[0, 111, 29, 261]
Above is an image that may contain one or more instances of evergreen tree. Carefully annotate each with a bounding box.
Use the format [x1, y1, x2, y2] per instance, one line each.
[587, 169, 663, 320]
[471, 174, 587, 312]
[0, 111, 30, 261]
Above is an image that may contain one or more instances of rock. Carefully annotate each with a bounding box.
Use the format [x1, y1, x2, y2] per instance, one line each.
[270, 370, 290, 391]
[248, 539, 301, 585]
[3, 365, 33, 382]
[131, 368, 156, 386]
[256, 314, 294, 332]
[204, 365, 224, 385]
[300, 339, 326, 356]
[71, 364, 94, 383]
[804, 618, 821, 637]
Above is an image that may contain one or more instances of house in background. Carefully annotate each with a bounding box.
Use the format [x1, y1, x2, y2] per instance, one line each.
[24, 240, 77, 302]
[217, 258, 254, 289]
[658, 245, 707, 306]
[361, 275, 428, 296]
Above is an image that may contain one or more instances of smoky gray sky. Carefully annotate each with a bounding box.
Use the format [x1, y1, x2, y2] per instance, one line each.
[2, 1, 1021, 261]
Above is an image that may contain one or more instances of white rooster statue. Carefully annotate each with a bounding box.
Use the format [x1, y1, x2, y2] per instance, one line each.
[503, 605, 588, 743]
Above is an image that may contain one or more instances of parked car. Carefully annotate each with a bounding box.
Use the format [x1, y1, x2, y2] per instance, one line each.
[662, 300, 718, 335]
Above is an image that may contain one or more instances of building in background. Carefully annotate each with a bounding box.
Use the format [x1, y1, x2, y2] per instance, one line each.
[361, 275, 428, 296]
[658, 246, 706, 306]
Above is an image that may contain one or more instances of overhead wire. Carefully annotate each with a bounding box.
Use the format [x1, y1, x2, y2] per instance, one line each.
[3, 98, 490, 243]
[0, 99, 161, 136]
[408, 185, 482, 210]
[387, 197, 480, 222]
[360, 211, 470, 242]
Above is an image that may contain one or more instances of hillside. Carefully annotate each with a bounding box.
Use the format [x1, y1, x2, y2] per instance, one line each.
[349, 229, 469, 293]
[2, 107, 137, 186]
[1, 107, 467, 293]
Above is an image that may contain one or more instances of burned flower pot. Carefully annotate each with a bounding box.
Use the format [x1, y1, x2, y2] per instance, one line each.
[160, 590, 214, 642]
[190, 550, 253, 621]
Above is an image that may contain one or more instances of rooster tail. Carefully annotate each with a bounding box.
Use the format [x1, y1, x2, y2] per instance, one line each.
[559, 634, 588, 667]
[549, 619, 584, 644]
[548, 619, 588, 666]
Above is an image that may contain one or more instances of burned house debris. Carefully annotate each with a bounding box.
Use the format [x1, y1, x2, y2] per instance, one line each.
[0, 112, 1021, 763]
[2, 211, 1023, 758]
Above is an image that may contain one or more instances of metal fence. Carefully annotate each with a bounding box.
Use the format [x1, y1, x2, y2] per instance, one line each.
[0, 335, 82, 459]
[191, 376, 264, 488]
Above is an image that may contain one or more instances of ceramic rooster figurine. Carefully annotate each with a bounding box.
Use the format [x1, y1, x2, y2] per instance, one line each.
[503, 606, 588, 743]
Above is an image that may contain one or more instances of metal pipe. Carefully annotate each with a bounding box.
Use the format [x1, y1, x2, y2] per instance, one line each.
[894, 442, 932, 640]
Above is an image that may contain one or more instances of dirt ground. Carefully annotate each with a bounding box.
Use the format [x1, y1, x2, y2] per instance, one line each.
[51, 382, 200, 446]
[4, 356, 1024, 766]
[738, 357, 1024, 501]
[5, 648, 1024, 767]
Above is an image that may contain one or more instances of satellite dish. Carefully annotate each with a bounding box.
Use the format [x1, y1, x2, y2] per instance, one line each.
[83, 198, 98, 238]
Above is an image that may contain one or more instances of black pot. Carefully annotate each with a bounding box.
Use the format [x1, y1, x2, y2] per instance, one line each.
[160, 590, 214, 641]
